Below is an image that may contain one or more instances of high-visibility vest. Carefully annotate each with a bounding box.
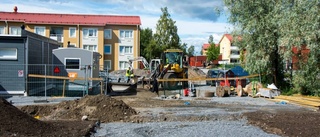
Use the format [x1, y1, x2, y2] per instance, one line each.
[126, 69, 131, 76]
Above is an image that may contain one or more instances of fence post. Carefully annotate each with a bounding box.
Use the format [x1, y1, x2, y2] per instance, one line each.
[45, 64, 47, 100]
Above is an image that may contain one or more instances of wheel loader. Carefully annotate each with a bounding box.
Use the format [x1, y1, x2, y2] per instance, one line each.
[150, 49, 188, 90]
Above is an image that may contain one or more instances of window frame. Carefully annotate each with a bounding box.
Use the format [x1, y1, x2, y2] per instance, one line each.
[9, 26, 21, 35]
[104, 29, 112, 39]
[34, 26, 46, 36]
[119, 45, 133, 55]
[69, 27, 76, 38]
[83, 45, 98, 52]
[104, 60, 111, 70]
[83, 28, 98, 38]
[0, 26, 5, 34]
[104, 44, 112, 54]
[119, 61, 129, 70]
[119, 30, 133, 39]
[64, 58, 81, 70]
[0, 48, 17, 60]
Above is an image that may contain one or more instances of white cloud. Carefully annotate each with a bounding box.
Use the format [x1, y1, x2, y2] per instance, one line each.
[1, 0, 233, 53]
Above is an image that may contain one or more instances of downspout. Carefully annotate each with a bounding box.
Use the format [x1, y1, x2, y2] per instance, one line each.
[77, 24, 80, 48]
[5, 20, 8, 34]
[136, 25, 139, 69]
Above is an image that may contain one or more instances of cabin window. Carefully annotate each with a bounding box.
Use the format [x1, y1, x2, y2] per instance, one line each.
[0, 48, 17, 60]
[65, 58, 80, 69]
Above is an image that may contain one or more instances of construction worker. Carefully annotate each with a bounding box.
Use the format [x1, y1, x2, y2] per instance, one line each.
[126, 67, 132, 83]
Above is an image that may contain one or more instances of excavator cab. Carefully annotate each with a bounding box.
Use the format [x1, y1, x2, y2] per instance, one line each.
[162, 49, 184, 73]
[157, 49, 187, 90]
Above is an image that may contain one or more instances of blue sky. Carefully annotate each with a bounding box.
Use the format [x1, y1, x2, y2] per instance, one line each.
[1, 0, 232, 53]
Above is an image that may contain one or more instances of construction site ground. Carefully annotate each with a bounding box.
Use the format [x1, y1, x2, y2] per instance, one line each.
[2, 85, 320, 137]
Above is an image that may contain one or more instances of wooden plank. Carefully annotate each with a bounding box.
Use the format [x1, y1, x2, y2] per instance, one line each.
[275, 96, 320, 107]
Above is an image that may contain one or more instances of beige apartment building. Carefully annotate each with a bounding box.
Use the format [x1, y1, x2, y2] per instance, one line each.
[0, 7, 141, 71]
[218, 34, 240, 63]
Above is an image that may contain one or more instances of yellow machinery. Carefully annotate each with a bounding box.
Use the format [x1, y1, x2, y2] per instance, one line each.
[156, 49, 188, 90]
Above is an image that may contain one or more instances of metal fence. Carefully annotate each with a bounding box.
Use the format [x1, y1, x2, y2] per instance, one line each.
[0, 64, 262, 98]
[0, 64, 109, 98]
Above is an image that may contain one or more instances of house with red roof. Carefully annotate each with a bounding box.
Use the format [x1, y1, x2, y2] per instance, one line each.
[218, 34, 240, 63]
[201, 43, 219, 56]
[0, 6, 141, 71]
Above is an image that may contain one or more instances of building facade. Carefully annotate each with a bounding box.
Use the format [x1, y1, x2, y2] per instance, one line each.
[218, 34, 240, 63]
[0, 7, 141, 71]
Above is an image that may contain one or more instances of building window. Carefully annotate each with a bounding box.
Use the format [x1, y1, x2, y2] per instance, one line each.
[65, 58, 80, 69]
[0, 26, 4, 34]
[120, 30, 133, 38]
[104, 44, 111, 54]
[119, 46, 133, 55]
[104, 29, 112, 39]
[119, 61, 129, 70]
[69, 27, 76, 38]
[35, 26, 46, 36]
[0, 48, 17, 60]
[83, 28, 97, 38]
[10, 27, 21, 35]
[68, 43, 76, 48]
[104, 60, 111, 70]
[83, 45, 97, 51]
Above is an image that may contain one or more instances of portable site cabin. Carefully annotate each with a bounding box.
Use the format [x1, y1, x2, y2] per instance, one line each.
[52, 48, 101, 94]
[0, 30, 60, 96]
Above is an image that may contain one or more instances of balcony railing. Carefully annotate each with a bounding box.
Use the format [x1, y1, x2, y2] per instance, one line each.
[230, 46, 239, 51]
[50, 34, 63, 42]
[230, 54, 240, 59]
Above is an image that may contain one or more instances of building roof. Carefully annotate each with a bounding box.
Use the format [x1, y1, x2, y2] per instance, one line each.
[0, 11, 141, 26]
[202, 43, 219, 50]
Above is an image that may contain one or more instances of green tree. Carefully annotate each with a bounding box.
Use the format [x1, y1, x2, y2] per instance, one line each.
[187, 45, 195, 56]
[140, 27, 153, 60]
[206, 44, 220, 61]
[277, 0, 320, 95]
[154, 7, 181, 53]
[223, 0, 285, 88]
[206, 35, 220, 61]
[223, 0, 320, 95]
[208, 35, 214, 44]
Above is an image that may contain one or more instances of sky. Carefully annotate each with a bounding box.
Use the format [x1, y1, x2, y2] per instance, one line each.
[1, 0, 233, 54]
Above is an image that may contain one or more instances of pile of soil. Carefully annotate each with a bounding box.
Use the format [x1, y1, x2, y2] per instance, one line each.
[21, 94, 137, 123]
[0, 98, 94, 137]
[244, 110, 320, 137]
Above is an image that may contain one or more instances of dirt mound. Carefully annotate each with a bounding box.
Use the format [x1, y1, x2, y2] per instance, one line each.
[0, 98, 94, 137]
[21, 94, 137, 123]
[244, 110, 320, 137]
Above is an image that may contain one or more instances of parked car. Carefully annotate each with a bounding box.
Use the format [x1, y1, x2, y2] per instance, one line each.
[206, 69, 219, 86]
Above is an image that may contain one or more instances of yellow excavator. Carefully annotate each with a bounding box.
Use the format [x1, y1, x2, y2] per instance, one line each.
[151, 49, 188, 90]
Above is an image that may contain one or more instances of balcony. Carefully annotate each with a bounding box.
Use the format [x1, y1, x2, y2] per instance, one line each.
[230, 46, 239, 51]
[230, 54, 240, 59]
[50, 34, 64, 42]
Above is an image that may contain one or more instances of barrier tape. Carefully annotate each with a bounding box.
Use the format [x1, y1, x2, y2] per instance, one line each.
[28, 73, 260, 82]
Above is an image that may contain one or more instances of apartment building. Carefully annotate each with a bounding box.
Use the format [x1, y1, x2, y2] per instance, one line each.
[0, 7, 141, 71]
[218, 34, 240, 63]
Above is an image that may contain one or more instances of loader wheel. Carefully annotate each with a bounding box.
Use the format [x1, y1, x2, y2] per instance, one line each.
[224, 86, 231, 97]
[236, 85, 243, 97]
[216, 86, 224, 97]
[163, 73, 178, 90]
